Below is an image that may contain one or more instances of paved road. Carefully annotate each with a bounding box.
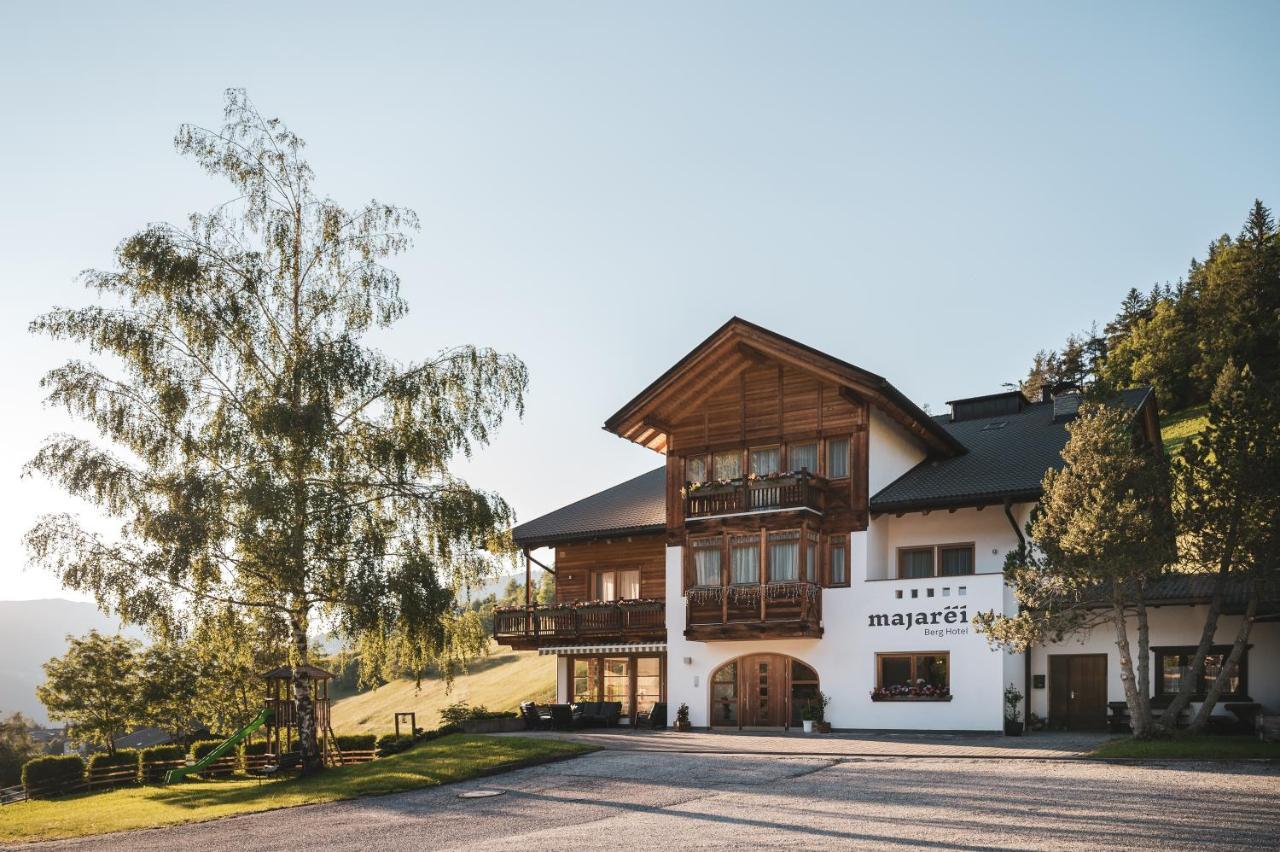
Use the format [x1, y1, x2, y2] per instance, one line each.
[19, 750, 1279, 850]
[499, 727, 1113, 758]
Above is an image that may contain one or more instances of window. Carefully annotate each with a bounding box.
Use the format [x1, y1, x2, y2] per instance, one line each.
[713, 450, 742, 480]
[789, 442, 818, 474]
[767, 531, 799, 582]
[711, 662, 737, 726]
[573, 658, 600, 704]
[750, 446, 780, 476]
[897, 544, 976, 579]
[686, 455, 708, 484]
[602, 657, 631, 716]
[874, 652, 950, 699]
[1154, 647, 1248, 701]
[691, 538, 722, 587]
[938, 544, 975, 577]
[898, 547, 934, 579]
[829, 536, 848, 586]
[635, 657, 662, 715]
[730, 535, 759, 585]
[790, 660, 820, 726]
[826, 437, 849, 478]
[595, 569, 640, 601]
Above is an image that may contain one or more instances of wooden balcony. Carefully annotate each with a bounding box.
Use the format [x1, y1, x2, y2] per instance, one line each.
[492, 600, 666, 650]
[684, 474, 826, 520]
[684, 581, 823, 641]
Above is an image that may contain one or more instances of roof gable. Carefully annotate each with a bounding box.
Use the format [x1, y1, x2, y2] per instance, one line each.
[604, 318, 965, 457]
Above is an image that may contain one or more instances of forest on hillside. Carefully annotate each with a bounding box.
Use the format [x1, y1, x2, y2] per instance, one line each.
[1020, 200, 1280, 415]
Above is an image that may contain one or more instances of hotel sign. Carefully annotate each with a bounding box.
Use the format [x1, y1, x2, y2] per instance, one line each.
[867, 604, 970, 637]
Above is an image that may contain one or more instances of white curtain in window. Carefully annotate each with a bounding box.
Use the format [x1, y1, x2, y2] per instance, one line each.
[750, 447, 780, 476]
[830, 537, 847, 584]
[789, 443, 818, 473]
[714, 451, 741, 480]
[939, 546, 973, 576]
[768, 539, 798, 582]
[827, 438, 849, 478]
[730, 541, 759, 584]
[596, 571, 616, 601]
[687, 456, 707, 484]
[619, 569, 641, 599]
[694, 547, 721, 586]
[900, 549, 933, 579]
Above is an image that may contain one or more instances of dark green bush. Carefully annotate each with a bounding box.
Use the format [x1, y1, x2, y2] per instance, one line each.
[21, 754, 85, 797]
[139, 745, 186, 784]
[375, 733, 415, 756]
[334, 734, 376, 751]
[86, 749, 139, 772]
[242, 740, 272, 756]
[439, 703, 518, 725]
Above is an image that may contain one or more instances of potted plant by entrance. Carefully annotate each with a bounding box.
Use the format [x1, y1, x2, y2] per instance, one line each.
[1003, 683, 1024, 736]
[801, 702, 816, 733]
[674, 702, 692, 732]
[814, 692, 832, 733]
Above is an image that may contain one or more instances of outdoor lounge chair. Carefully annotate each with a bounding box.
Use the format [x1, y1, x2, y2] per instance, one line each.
[549, 703, 581, 730]
[636, 702, 666, 729]
[520, 701, 551, 731]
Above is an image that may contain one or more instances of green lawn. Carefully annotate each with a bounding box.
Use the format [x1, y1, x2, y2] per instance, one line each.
[1161, 404, 1208, 455]
[0, 735, 593, 843]
[1092, 735, 1280, 759]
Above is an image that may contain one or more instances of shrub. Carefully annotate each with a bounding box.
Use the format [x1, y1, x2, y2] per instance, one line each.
[375, 734, 415, 757]
[21, 754, 85, 797]
[190, 739, 236, 777]
[334, 734, 376, 752]
[242, 740, 272, 756]
[87, 748, 140, 785]
[140, 745, 186, 784]
[440, 702, 516, 725]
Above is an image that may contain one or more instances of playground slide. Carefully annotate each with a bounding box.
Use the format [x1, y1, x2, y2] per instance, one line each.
[164, 708, 274, 784]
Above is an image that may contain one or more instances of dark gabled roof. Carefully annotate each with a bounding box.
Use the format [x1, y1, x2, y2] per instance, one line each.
[512, 467, 666, 548]
[870, 388, 1154, 513]
[1143, 573, 1280, 613]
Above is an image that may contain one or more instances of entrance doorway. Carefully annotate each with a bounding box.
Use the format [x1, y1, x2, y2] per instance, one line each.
[1048, 654, 1107, 730]
[709, 654, 819, 730]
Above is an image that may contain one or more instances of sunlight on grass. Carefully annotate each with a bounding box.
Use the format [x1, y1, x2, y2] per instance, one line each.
[1092, 735, 1280, 759]
[330, 641, 555, 733]
[0, 735, 593, 843]
[1161, 404, 1208, 455]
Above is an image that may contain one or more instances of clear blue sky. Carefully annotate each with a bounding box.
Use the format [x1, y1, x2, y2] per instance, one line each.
[2, 2, 1277, 600]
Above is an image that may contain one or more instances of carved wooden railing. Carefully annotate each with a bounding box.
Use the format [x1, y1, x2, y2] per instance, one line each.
[685, 581, 822, 634]
[684, 474, 826, 518]
[493, 600, 666, 646]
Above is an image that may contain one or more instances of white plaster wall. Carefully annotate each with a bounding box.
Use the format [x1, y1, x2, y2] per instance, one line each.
[556, 655, 571, 703]
[870, 506, 1025, 581]
[1030, 608, 1280, 718]
[664, 543, 1023, 731]
[868, 409, 926, 495]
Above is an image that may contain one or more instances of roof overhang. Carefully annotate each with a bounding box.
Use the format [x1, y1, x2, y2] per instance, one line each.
[604, 317, 967, 457]
[513, 524, 666, 550]
[537, 642, 667, 656]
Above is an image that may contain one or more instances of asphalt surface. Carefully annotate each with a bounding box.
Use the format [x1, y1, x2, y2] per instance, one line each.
[16, 749, 1280, 851]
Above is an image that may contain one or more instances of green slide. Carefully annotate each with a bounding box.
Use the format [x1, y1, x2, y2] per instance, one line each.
[164, 708, 274, 784]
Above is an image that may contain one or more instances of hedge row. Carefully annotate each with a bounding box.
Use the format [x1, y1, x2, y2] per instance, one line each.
[86, 749, 139, 772]
[140, 745, 186, 784]
[21, 755, 86, 798]
[334, 734, 377, 751]
[375, 723, 462, 757]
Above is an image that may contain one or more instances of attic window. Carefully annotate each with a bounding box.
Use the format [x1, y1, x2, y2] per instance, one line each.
[981, 421, 1008, 431]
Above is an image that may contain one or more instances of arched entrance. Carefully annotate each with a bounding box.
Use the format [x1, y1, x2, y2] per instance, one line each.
[709, 654, 820, 730]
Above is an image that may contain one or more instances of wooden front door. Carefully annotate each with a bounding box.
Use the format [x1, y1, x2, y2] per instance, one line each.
[739, 654, 789, 728]
[1049, 654, 1108, 730]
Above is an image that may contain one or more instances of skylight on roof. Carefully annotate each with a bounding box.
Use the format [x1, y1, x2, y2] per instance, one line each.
[981, 421, 1008, 431]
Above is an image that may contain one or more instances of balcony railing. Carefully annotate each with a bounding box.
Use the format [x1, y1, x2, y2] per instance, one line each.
[684, 473, 826, 519]
[684, 581, 823, 640]
[492, 600, 666, 649]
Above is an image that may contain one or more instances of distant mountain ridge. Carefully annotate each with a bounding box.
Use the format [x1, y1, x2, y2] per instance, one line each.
[0, 599, 144, 726]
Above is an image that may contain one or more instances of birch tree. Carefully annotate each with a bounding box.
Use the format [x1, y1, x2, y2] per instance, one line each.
[25, 90, 528, 772]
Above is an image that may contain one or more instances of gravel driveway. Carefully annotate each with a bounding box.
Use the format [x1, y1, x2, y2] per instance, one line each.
[16, 750, 1280, 850]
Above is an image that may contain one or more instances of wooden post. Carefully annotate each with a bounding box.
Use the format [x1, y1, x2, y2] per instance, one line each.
[759, 527, 767, 623]
[523, 547, 533, 636]
[721, 531, 729, 625]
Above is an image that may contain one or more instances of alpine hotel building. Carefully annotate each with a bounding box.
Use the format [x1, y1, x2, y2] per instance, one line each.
[494, 319, 1279, 732]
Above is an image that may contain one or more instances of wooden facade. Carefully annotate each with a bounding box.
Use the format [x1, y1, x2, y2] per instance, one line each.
[552, 534, 666, 603]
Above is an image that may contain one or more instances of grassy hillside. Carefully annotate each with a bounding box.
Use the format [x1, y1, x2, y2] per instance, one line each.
[1161, 404, 1208, 455]
[330, 643, 555, 734]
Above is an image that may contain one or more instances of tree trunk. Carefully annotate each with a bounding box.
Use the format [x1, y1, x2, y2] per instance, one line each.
[1187, 580, 1258, 733]
[289, 610, 323, 774]
[1134, 595, 1156, 734]
[1112, 599, 1153, 738]
[1159, 513, 1240, 734]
